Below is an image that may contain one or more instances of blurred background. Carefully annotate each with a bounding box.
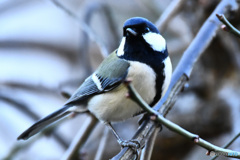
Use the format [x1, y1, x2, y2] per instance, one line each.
[0, 0, 240, 159]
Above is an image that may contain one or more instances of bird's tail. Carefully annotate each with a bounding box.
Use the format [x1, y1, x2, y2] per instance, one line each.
[17, 104, 72, 140]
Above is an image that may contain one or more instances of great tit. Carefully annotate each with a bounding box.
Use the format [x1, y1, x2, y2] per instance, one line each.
[17, 17, 172, 148]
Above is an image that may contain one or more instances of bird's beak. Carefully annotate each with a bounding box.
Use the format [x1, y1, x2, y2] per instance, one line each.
[126, 28, 137, 36]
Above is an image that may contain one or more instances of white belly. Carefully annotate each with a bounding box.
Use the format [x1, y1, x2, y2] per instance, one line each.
[87, 61, 156, 122]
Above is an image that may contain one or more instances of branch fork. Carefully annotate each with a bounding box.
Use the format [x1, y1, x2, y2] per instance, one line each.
[124, 81, 240, 159]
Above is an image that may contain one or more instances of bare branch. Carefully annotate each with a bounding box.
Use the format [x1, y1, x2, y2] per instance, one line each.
[50, 0, 108, 58]
[0, 93, 69, 148]
[155, 0, 188, 33]
[111, 0, 239, 159]
[94, 128, 110, 160]
[126, 83, 240, 159]
[140, 127, 160, 160]
[111, 120, 156, 160]
[216, 13, 240, 38]
[156, 0, 238, 112]
[0, 40, 77, 61]
[210, 132, 240, 160]
[79, 2, 119, 74]
[61, 114, 98, 160]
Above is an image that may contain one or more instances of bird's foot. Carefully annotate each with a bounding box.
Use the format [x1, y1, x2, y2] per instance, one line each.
[118, 139, 140, 150]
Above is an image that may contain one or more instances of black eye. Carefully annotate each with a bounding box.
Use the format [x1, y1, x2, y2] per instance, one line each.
[145, 27, 150, 32]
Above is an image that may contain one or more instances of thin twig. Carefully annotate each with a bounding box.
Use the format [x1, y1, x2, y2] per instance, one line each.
[4, 134, 39, 160]
[94, 127, 109, 160]
[138, 0, 188, 158]
[156, 0, 238, 113]
[0, 93, 69, 148]
[0, 40, 77, 60]
[216, 13, 240, 38]
[61, 114, 98, 160]
[4, 118, 70, 160]
[111, 0, 238, 159]
[50, 0, 108, 58]
[155, 0, 188, 33]
[83, 2, 119, 49]
[127, 83, 240, 159]
[79, 2, 118, 74]
[140, 127, 160, 160]
[210, 132, 240, 160]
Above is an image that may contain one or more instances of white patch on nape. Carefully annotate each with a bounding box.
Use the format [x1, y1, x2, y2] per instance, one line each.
[161, 56, 172, 97]
[92, 73, 103, 91]
[143, 32, 166, 52]
[117, 37, 126, 56]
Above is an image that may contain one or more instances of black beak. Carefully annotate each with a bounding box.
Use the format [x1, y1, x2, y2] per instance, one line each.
[126, 28, 137, 36]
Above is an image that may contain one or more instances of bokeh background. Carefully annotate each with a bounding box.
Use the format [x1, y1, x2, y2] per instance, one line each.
[1, 0, 240, 159]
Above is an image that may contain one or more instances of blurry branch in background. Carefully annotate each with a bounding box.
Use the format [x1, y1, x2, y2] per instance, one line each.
[4, 120, 69, 160]
[57, 0, 118, 100]
[0, 93, 68, 148]
[216, 13, 240, 38]
[61, 114, 98, 160]
[0, 40, 77, 60]
[0, 0, 31, 13]
[94, 128, 110, 160]
[210, 132, 240, 160]
[218, 30, 240, 70]
[126, 83, 240, 159]
[81, 2, 119, 49]
[52, 1, 119, 159]
[155, 0, 187, 33]
[51, 0, 108, 58]
[112, 0, 239, 159]
[1, 91, 75, 160]
[139, 126, 159, 160]
[79, 2, 119, 74]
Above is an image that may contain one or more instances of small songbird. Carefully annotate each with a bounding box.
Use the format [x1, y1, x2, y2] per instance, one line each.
[17, 17, 172, 148]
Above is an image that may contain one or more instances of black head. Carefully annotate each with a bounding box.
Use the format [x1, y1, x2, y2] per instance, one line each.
[117, 17, 167, 58]
[123, 17, 160, 36]
[118, 17, 171, 107]
[117, 17, 171, 107]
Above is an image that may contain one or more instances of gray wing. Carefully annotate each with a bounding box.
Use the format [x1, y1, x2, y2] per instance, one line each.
[66, 51, 130, 105]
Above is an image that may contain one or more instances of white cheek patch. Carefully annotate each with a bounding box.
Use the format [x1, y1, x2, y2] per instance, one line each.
[117, 37, 126, 56]
[143, 32, 166, 52]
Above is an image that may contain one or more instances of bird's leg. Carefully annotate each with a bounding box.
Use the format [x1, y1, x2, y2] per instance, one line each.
[105, 122, 140, 150]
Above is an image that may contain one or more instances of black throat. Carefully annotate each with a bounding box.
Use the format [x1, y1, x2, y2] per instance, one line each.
[118, 36, 168, 106]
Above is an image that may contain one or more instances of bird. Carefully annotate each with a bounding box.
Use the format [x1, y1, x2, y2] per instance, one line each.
[17, 17, 172, 148]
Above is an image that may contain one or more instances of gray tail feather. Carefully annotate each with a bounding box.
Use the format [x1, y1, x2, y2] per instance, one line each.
[17, 104, 72, 140]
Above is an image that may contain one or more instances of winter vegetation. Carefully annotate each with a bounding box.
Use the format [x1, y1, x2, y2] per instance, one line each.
[0, 0, 240, 159]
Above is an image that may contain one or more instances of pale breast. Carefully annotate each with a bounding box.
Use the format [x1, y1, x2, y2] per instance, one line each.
[127, 61, 157, 104]
[87, 61, 157, 122]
